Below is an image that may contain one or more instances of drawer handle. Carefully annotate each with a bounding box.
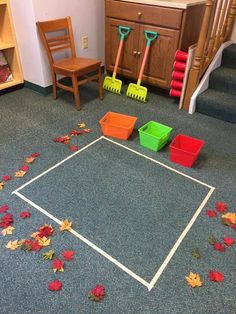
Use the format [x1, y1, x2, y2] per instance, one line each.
[133, 51, 137, 55]
[138, 12, 142, 17]
[137, 51, 141, 55]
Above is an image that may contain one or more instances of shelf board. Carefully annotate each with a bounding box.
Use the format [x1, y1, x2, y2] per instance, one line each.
[0, 79, 23, 90]
[0, 42, 15, 50]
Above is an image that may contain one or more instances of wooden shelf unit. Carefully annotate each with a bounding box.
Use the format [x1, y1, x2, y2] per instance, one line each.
[0, 0, 23, 90]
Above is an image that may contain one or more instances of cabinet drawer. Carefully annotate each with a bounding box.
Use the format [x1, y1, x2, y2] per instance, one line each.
[105, 0, 183, 29]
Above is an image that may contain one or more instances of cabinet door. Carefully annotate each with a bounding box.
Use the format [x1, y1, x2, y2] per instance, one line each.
[105, 18, 140, 78]
[138, 25, 180, 89]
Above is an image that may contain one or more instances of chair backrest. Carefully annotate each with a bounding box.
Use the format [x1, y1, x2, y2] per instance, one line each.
[36, 16, 76, 66]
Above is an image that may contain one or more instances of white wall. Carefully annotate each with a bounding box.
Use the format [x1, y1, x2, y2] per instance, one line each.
[10, 0, 105, 87]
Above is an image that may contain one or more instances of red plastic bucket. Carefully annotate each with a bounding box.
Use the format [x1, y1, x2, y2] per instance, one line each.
[171, 80, 183, 90]
[174, 61, 186, 72]
[172, 71, 185, 81]
[169, 89, 181, 98]
[170, 134, 205, 167]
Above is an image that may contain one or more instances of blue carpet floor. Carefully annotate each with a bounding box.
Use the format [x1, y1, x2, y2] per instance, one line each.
[0, 83, 236, 313]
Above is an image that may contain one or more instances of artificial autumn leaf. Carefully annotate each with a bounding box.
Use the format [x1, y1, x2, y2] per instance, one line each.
[214, 242, 225, 252]
[20, 211, 31, 219]
[78, 122, 86, 128]
[25, 156, 35, 164]
[2, 175, 11, 182]
[52, 259, 64, 272]
[43, 250, 55, 260]
[0, 204, 9, 213]
[185, 272, 203, 288]
[38, 224, 54, 238]
[0, 213, 14, 227]
[206, 210, 217, 218]
[38, 236, 51, 247]
[21, 239, 42, 252]
[191, 249, 201, 259]
[48, 279, 62, 291]
[216, 202, 228, 213]
[54, 135, 70, 144]
[5, 239, 21, 250]
[0, 182, 4, 190]
[63, 250, 75, 261]
[2, 226, 15, 236]
[31, 232, 39, 239]
[208, 235, 218, 245]
[15, 170, 27, 178]
[60, 219, 72, 231]
[31, 152, 40, 158]
[70, 145, 78, 151]
[208, 270, 224, 282]
[223, 237, 235, 246]
[88, 285, 106, 302]
[20, 165, 29, 172]
[222, 213, 236, 225]
[69, 130, 83, 136]
[83, 128, 92, 133]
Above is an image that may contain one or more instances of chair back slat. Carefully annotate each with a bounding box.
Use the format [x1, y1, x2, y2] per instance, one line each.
[36, 17, 76, 65]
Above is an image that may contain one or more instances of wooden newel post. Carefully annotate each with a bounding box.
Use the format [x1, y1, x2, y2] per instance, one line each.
[182, 0, 213, 111]
[224, 0, 236, 41]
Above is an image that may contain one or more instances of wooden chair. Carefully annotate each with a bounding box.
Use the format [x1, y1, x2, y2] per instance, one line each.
[36, 17, 103, 110]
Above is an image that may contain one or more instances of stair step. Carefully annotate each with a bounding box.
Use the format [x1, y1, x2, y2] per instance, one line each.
[222, 44, 236, 69]
[196, 89, 236, 123]
[209, 67, 236, 95]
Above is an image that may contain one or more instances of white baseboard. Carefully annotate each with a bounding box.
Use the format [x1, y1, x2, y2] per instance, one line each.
[188, 41, 232, 114]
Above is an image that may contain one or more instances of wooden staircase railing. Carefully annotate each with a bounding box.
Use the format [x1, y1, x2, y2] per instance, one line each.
[182, 0, 236, 111]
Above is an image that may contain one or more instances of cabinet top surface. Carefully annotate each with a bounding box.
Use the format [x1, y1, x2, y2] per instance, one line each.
[114, 0, 206, 9]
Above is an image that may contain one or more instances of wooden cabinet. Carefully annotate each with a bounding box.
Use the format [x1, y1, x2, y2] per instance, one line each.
[105, 0, 205, 89]
[0, 0, 23, 90]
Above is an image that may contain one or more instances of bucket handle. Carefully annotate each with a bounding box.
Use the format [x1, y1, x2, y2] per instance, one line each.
[119, 26, 131, 40]
[145, 30, 158, 46]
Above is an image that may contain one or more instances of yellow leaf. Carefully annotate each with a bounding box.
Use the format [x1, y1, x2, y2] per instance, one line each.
[186, 272, 203, 288]
[60, 219, 72, 231]
[78, 122, 86, 128]
[15, 170, 27, 178]
[25, 156, 35, 164]
[43, 250, 55, 260]
[5, 240, 21, 250]
[0, 182, 4, 190]
[2, 226, 15, 236]
[38, 236, 51, 247]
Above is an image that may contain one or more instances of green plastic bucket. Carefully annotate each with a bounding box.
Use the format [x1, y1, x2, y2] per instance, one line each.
[138, 121, 173, 151]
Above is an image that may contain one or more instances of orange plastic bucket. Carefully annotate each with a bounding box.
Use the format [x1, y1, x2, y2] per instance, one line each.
[99, 112, 138, 140]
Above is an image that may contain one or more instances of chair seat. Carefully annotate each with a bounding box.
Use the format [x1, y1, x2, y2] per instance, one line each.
[53, 57, 101, 73]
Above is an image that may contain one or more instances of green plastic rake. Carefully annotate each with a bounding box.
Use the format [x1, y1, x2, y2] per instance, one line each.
[103, 26, 131, 94]
[126, 30, 158, 102]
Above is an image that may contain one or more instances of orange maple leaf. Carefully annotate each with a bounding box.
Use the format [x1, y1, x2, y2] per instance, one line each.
[15, 170, 27, 178]
[0, 182, 4, 190]
[25, 156, 35, 164]
[186, 272, 203, 288]
[60, 219, 72, 231]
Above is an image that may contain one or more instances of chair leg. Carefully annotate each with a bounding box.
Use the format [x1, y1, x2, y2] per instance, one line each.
[52, 72, 57, 100]
[72, 74, 81, 110]
[98, 66, 104, 100]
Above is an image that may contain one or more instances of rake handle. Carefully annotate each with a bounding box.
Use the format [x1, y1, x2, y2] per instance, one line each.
[113, 39, 124, 75]
[138, 45, 150, 82]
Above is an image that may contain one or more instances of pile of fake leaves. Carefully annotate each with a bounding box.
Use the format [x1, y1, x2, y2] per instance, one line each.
[1, 204, 106, 301]
[53, 122, 92, 152]
[0, 152, 40, 190]
[186, 202, 235, 288]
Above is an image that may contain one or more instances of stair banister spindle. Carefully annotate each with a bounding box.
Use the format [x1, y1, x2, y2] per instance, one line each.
[224, 0, 236, 40]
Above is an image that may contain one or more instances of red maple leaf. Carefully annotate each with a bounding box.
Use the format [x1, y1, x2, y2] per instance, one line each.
[31, 240, 42, 251]
[2, 175, 12, 182]
[214, 242, 225, 252]
[216, 202, 228, 213]
[31, 153, 40, 157]
[20, 211, 31, 219]
[20, 165, 29, 172]
[38, 226, 53, 238]
[52, 259, 64, 271]
[63, 250, 75, 261]
[208, 270, 224, 282]
[231, 224, 236, 230]
[0, 213, 13, 227]
[206, 210, 217, 218]
[70, 145, 78, 151]
[223, 237, 235, 246]
[0, 204, 9, 213]
[48, 280, 62, 291]
[88, 285, 105, 301]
